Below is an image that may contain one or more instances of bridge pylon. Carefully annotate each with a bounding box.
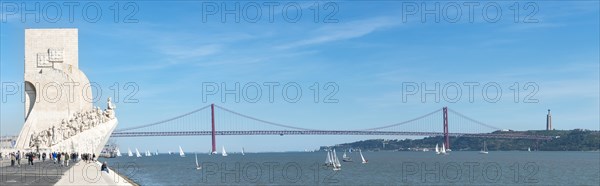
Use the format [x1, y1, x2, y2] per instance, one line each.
[211, 103, 217, 154]
[443, 107, 449, 150]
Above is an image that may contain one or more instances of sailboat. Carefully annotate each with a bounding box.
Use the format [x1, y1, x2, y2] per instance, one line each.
[135, 148, 142, 157]
[168, 151, 173, 155]
[128, 148, 133, 157]
[116, 148, 122, 157]
[324, 150, 333, 166]
[440, 144, 447, 155]
[241, 148, 245, 156]
[195, 153, 202, 170]
[360, 149, 368, 164]
[332, 149, 341, 171]
[342, 151, 352, 162]
[222, 146, 228, 157]
[179, 146, 185, 157]
[146, 150, 152, 157]
[528, 147, 531, 152]
[435, 144, 440, 154]
[155, 150, 159, 156]
[479, 141, 489, 154]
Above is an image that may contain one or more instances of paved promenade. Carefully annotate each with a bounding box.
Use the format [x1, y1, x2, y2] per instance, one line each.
[0, 158, 133, 186]
[0, 158, 69, 185]
[55, 161, 134, 186]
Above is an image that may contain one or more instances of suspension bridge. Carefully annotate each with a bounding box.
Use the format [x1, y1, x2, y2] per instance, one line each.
[110, 104, 552, 153]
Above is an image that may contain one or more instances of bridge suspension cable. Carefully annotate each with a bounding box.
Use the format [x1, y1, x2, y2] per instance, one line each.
[114, 105, 211, 132]
[447, 108, 501, 131]
[360, 108, 443, 131]
[214, 104, 317, 131]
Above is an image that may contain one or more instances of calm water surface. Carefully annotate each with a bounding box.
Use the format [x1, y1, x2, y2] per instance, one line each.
[101, 151, 600, 185]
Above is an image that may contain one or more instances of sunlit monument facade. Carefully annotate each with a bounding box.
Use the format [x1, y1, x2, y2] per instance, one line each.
[15, 28, 118, 155]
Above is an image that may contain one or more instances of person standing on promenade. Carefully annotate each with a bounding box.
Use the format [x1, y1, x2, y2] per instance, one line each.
[16, 151, 20, 167]
[10, 153, 15, 167]
[64, 152, 70, 166]
[42, 152, 46, 162]
[57, 152, 62, 167]
[28, 152, 34, 165]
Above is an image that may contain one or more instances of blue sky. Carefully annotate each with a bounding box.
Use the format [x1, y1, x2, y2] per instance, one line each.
[1, 1, 598, 152]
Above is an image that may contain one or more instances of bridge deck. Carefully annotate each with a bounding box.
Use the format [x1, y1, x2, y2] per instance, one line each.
[110, 130, 552, 140]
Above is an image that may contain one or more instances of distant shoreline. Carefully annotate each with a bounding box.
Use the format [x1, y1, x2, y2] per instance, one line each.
[322, 129, 600, 152]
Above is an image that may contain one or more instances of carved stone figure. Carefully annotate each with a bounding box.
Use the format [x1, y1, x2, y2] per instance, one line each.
[29, 131, 36, 147]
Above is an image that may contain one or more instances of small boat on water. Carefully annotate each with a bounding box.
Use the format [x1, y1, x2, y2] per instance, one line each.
[128, 148, 133, 157]
[241, 148, 245, 156]
[116, 148, 122, 157]
[440, 144, 447, 155]
[179, 146, 186, 157]
[435, 144, 440, 154]
[135, 148, 142, 157]
[360, 149, 368, 164]
[332, 149, 341, 171]
[195, 153, 202, 170]
[222, 146, 228, 157]
[528, 147, 531, 152]
[168, 151, 173, 155]
[342, 151, 353, 162]
[324, 150, 333, 167]
[479, 141, 489, 154]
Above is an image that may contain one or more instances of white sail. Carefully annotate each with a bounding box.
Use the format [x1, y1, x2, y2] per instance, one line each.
[479, 141, 489, 154]
[435, 144, 440, 154]
[528, 147, 531, 152]
[155, 150, 159, 156]
[116, 148, 122, 157]
[179, 146, 185, 157]
[241, 148, 245, 155]
[135, 148, 142, 157]
[329, 151, 334, 165]
[325, 151, 332, 165]
[360, 149, 367, 164]
[342, 152, 347, 159]
[332, 149, 341, 170]
[128, 148, 133, 157]
[441, 144, 447, 154]
[222, 146, 228, 156]
[195, 153, 201, 170]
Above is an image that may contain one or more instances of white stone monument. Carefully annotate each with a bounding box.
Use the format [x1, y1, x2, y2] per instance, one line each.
[15, 29, 118, 155]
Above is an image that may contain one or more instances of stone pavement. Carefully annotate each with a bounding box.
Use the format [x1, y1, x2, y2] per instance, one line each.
[0, 158, 134, 186]
[55, 161, 134, 186]
[0, 158, 69, 185]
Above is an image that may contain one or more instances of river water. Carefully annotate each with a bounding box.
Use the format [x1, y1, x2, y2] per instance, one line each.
[101, 151, 599, 185]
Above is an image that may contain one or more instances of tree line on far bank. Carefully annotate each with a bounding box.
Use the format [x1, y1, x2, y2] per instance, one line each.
[320, 129, 600, 151]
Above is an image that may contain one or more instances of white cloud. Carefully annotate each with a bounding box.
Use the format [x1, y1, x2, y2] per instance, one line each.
[277, 16, 400, 49]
